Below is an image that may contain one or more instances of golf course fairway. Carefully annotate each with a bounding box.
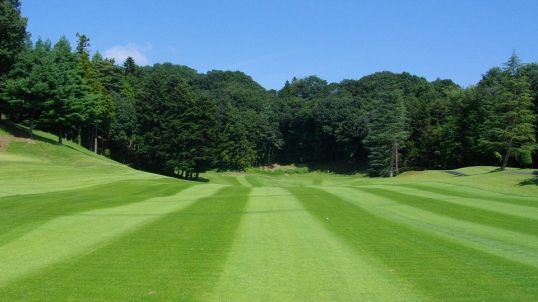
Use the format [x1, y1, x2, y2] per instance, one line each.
[1, 127, 538, 301]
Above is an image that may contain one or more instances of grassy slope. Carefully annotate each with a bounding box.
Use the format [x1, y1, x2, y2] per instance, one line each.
[1, 124, 538, 300]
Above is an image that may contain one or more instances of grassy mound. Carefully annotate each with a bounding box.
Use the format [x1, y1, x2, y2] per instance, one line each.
[1, 123, 538, 300]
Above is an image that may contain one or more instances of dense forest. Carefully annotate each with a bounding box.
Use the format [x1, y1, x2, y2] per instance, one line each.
[1, 1, 537, 178]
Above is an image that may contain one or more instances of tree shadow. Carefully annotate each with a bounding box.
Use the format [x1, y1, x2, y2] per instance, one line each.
[519, 172, 538, 186]
[0, 120, 59, 145]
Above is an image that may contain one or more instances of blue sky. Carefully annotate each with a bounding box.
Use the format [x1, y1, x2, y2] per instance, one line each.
[21, 0, 538, 90]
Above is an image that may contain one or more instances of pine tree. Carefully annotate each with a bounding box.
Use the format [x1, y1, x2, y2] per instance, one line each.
[41, 36, 94, 144]
[0, 0, 27, 77]
[0, 0, 28, 118]
[480, 53, 537, 169]
[1, 38, 54, 137]
[364, 91, 409, 177]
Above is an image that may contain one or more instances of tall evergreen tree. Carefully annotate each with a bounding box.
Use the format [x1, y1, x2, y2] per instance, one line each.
[0, 0, 27, 77]
[0, 0, 28, 117]
[75, 33, 115, 152]
[109, 91, 136, 163]
[364, 91, 409, 177]
[41, 36, 94, 144]
[166, 83, 217, 179]
[480, 53, 537, 169]
[1, 38, 54, 137]
[217, 102, 256, 171]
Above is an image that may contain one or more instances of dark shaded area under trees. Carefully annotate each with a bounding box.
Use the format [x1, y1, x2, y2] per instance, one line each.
[1, 1, 537, 178]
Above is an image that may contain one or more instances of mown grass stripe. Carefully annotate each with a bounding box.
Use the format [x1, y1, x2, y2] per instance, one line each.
[357, 187, 538, 237]
[244, 176, 264, 187]
[370, 183, 538, 220]
[0, 186, 250, 301]
[0, 183, 224, 288]
[235, 175, 252, 187]
[0, 178, 193, 247]
[203, 174, 243, 186]
[297, 186, 538, 301]
[210, 187, 420, 301]
[0, 160, 162, 197]
[397, 182, 538, 207]
[326, 186, 538, 268]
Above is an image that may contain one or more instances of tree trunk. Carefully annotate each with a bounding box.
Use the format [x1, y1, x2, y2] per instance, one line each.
[77, 125, 81, 145]
[93, 124, 98, 153]
[88, 128, 92, 150]
[58, 125, 63, 144]
[389, 143, 395, 177]
[195, 172, 199, 181]
[501, 138, 514, 170]
[29, 110, 34, 139]
[394, 144, 400, 175]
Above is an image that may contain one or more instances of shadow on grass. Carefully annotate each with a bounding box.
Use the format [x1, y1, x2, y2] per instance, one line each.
[519, 172, 538, 186]
[171, 174, 211, 183]
[0, 120, 59, 146]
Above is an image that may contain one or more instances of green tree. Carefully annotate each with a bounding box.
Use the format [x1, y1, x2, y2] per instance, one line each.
[217, 102, 256, 170]
[75, 33, 115, 152]
[0, 0, 27, 76]
[479, 53, 537, 169]
[0, 0, 28, 117]
[91, 52, 124, 93]
[364, 91, 409, 177]
[109, 91, 136, 163]
[1, 38, 53, 137]
[166, 83, 217, 179]
[40, 36, 94, 144]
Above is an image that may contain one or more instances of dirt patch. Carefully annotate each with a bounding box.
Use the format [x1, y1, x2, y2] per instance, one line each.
[0, 135, 35, 152]
[257, 164, 302, 171]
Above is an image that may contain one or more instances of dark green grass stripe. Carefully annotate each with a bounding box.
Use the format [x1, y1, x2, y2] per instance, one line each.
[0, 178, 194, 246]
[359, 187, 538, 236]
[220, 176, 243, 187]
[0, 186, 251, 301]
[290, 187, 538, 301]
[244, 176, 264, 187]
[400, 183, 538, 207]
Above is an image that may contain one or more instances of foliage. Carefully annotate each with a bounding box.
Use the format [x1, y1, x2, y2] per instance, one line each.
[0, 0, 27, 77]
[479, 53, 537, 169]
[363, 91, 409, 177]
[2, 0, 538, 176]
[1, 38, 53, 137]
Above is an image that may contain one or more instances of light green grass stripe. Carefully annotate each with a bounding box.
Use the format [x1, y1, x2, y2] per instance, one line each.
[323, 186, 538, 268]
[0, 183, 224, 286]
[210, 187, 420, 301]
[367, 184, 538, 220]
[0, 162, 163, 197]
[244, 176, 264, 187]
[235, 175, 252, 187]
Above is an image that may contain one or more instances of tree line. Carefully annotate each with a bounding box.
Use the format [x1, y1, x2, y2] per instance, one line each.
[1, 0, 537, 178]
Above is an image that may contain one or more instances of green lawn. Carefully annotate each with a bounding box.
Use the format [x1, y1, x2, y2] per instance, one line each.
[1, 127, 538, 301]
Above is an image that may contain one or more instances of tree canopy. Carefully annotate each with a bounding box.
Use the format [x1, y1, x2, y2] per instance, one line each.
[2, 2, 538, 178]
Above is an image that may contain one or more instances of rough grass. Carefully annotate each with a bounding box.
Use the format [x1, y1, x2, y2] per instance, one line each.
[1, 125, 538, 300]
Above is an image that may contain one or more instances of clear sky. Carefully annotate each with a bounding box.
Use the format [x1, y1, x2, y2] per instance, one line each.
[21, 0, 538, 90]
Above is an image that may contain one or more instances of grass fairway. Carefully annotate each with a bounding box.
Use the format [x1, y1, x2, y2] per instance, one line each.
[1, 125, 538, 301]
